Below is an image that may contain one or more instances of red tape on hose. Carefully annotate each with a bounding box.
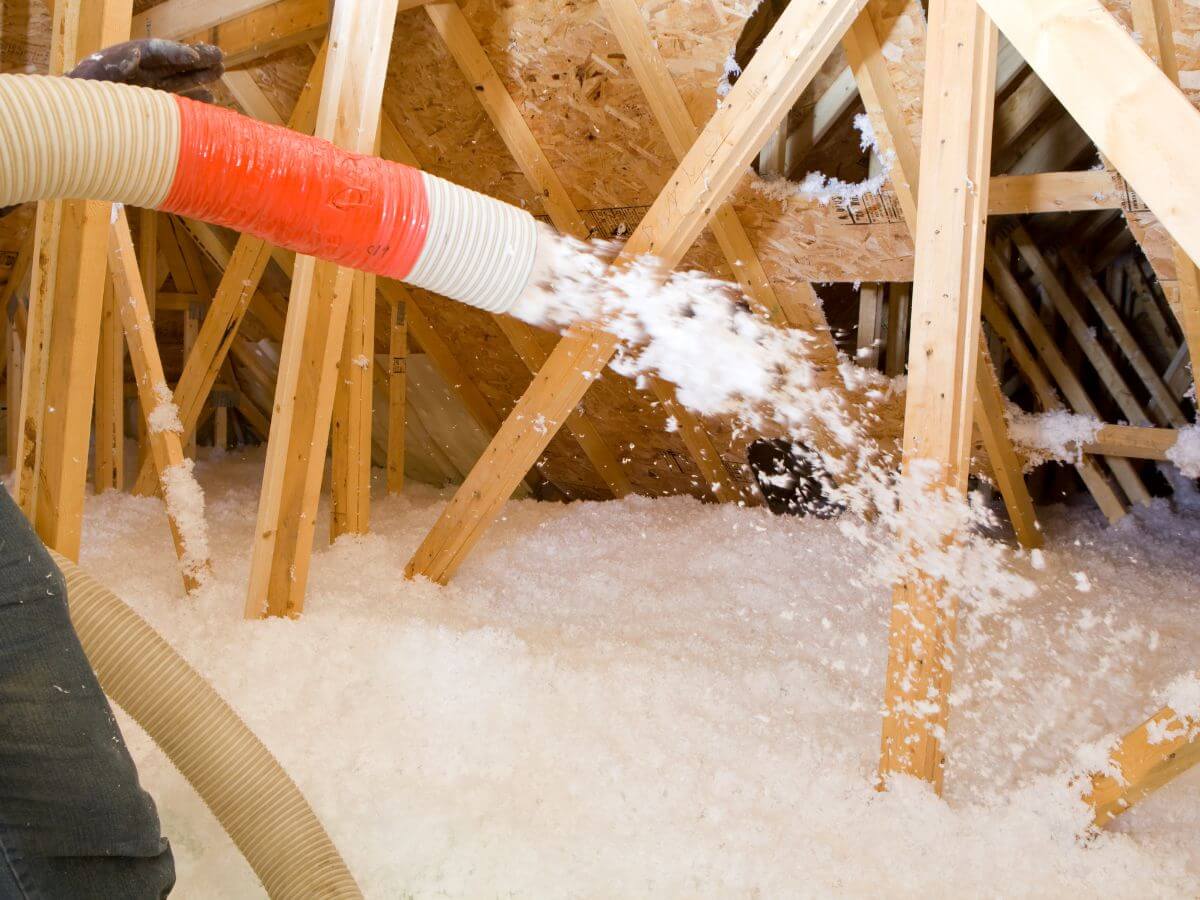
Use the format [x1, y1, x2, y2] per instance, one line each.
[161, 97, 429, 280]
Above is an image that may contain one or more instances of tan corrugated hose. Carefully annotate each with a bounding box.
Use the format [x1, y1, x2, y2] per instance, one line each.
[50, 551, 363, 900]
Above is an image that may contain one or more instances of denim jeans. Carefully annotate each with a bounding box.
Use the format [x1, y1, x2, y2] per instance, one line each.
[0, 486, 174, 898]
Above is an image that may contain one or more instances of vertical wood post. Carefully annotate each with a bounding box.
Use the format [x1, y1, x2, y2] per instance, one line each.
[877, 0, 998, 792]
[386, 295, 407, 495]
[330, 267, 377, 541]
[5, 318, 21, 473]
[245, 0, 399, 618]
[93, 280, 125, 492]
[13, 0, 133, 558]
[856, 283, 885, 369]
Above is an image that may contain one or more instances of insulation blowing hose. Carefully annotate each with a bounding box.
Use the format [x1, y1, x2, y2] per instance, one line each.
[0, 74, 548, 315]
[50, 550, 364, 900]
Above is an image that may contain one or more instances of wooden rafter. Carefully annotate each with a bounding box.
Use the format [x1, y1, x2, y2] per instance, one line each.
[979, 0, 1200, 280]
[1123, 0, 1200, 399]
[175, 0, 326, 67]
[598, 0, 831, 338]
[1011, 226, 1154, 428]
[406, 0, 871, 586]
[132, 0, 289, 38]
[133, 0, 429, 42]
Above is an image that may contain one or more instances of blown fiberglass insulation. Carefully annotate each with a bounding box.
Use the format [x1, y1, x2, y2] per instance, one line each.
[64, 453, 1200, 898]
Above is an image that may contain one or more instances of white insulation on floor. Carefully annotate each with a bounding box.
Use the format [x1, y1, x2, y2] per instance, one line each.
[77, 455, 1200, 898]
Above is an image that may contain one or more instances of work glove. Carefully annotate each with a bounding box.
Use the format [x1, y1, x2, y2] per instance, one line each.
[0, 40, 225, 218]
[68, 38, 225, 103]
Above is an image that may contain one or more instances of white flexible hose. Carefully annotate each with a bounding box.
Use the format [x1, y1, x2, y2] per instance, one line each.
[0, 74, 548, 316]
[51, 551, 363, 900]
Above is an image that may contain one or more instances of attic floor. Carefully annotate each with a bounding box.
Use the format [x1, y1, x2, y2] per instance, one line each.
[70, 453, 1200, 897]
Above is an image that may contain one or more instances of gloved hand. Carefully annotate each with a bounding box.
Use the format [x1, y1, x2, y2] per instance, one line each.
[68, 38, 225, 103]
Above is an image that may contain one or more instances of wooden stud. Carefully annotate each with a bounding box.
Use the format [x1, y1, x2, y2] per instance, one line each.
[182, 300, 201, 457]
[856, 283, 885, 369]
[132, 0, 287, 38]
[109, 209, 209, 592]
[13, 0, 132, 560]
[176, 0, 327, 67]
[329, 122, 382, 538]
[987, 172, 1120, 216]
[1080, 423, 1183, 461]
[93, 279, 124, 493]
[135, 0, 421, 42]
[878, 0, 998, 792]
[330, 268, 376, 541]
[136, 209, 158, 476]
[407, 0, 870, 585]
[386, 294, 407, 495]
[1087, 683, 1200, 826]
[245, 0, 400, 619]
[973, 344, 1042, 550]
[884, 283, 910, 377]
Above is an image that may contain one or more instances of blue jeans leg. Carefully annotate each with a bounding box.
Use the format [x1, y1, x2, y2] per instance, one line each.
[0, 486, 175, 898]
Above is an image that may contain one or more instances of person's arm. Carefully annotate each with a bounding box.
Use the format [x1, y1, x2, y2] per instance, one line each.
[0, 39, 225, 218]
[68, 38, 224, 102]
